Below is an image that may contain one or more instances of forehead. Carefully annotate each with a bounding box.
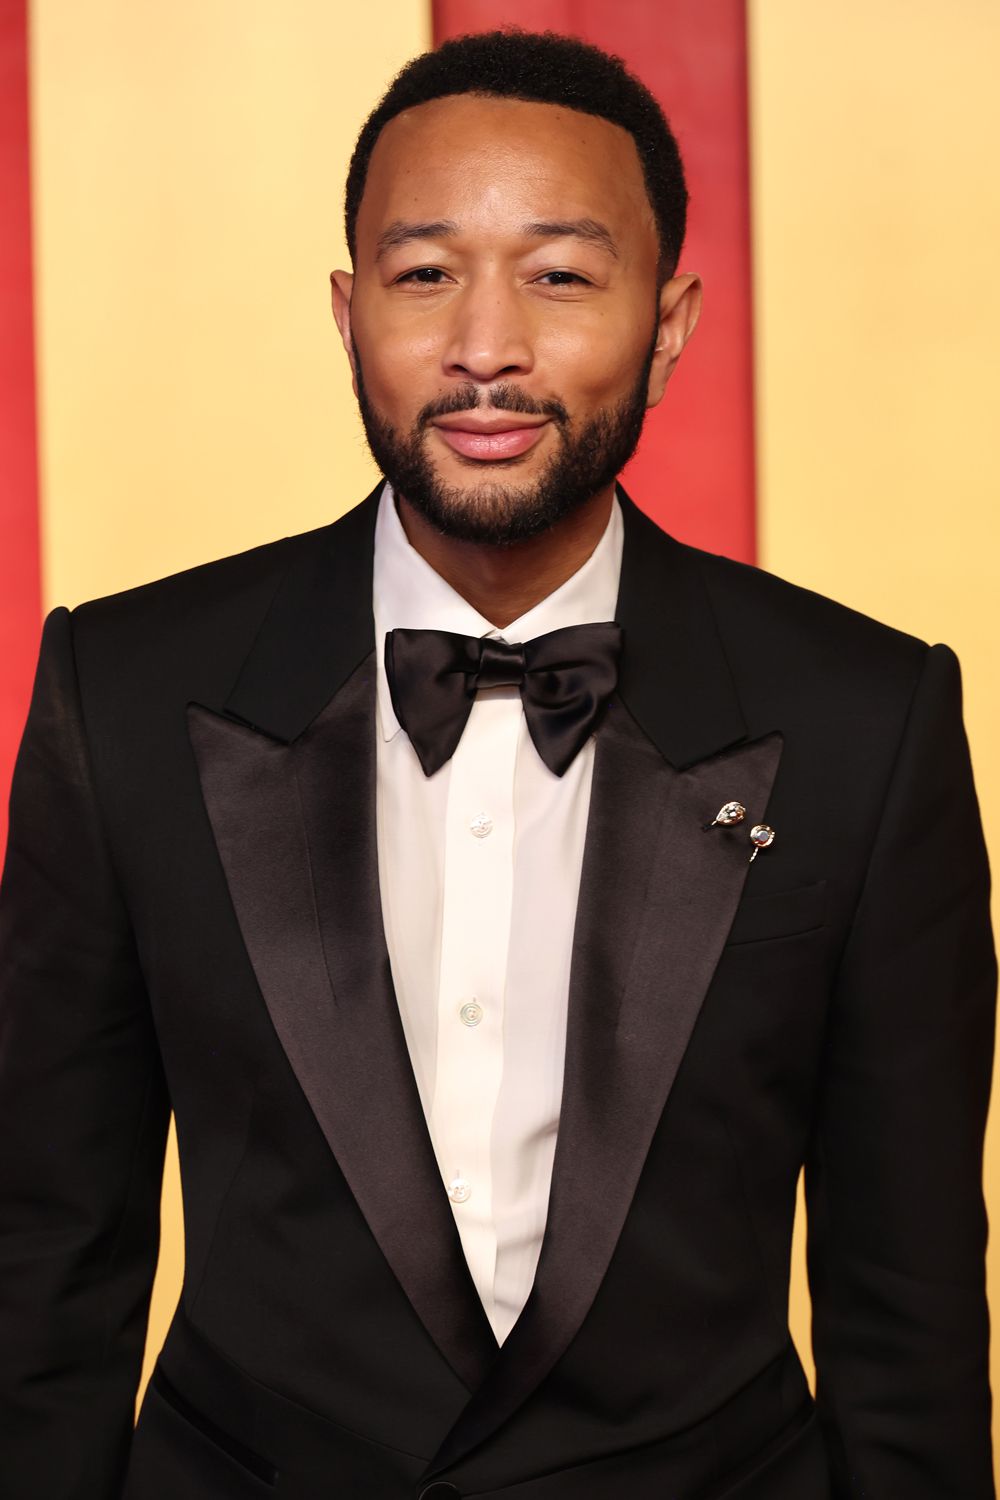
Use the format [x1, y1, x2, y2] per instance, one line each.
[357, 94, 656, 253]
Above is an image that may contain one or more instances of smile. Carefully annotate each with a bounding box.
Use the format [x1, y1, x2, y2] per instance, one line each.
[431, 422, 550, 462]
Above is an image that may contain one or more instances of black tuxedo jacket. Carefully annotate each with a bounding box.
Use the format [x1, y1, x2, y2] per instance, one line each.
[0, 486, 994, 1499]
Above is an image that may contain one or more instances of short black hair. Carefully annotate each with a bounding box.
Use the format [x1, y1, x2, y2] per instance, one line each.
[344, 29, 688, 279]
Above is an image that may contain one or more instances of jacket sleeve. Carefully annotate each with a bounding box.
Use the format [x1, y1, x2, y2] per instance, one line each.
[806, 642, 996, 1496]
[0, 607, 170, 1498]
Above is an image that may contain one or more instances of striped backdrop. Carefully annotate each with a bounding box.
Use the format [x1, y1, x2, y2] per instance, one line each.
[2, 0, 998, 1467]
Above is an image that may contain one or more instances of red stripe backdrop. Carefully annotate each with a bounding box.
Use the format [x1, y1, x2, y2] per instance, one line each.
[433, 0, 755, 563]
[0, 0, 42, 858]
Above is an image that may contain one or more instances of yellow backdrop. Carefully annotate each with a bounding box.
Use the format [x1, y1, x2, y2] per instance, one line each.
[29, 0, 427, 1403]
[749, 1, 1000, 1427]
[28, 0, 998, 1466]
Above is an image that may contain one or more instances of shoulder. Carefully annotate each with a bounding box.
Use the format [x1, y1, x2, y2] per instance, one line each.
[54, 532, 300, 729]
[56, 493, 377, 717]
[690, 543, 928, 671]
[55, 491, 382, 727]
[622, 495, 932, 693]
[70, 524, 318, 640]
[64, 487, 380, 667]
[670, 536, 940, 739]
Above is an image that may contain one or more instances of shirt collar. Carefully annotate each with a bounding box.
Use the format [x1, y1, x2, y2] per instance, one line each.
[372, 482, 624, 741]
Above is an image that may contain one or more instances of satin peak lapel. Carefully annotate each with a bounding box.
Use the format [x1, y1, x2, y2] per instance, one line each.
[188, 656, 498, 1392]
[425, 493, 783, 1476]
[427, 707, 782, 1473]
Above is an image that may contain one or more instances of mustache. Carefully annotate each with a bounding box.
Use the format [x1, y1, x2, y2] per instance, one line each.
[416, 383, 570, 429]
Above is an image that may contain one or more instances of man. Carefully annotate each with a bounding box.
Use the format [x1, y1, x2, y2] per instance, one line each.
[0, 28, 994, 1500]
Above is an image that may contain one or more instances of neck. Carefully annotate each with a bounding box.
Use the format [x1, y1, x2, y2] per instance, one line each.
[396, 486, 616, 629]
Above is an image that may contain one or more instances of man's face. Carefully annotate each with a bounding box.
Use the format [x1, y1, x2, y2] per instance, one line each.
[332, 94, 699, 544]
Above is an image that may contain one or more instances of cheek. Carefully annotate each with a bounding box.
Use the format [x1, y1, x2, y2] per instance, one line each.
[351, 304, 443, 405]
[357, 354, 439, 434]
[539, 320, 650, 409]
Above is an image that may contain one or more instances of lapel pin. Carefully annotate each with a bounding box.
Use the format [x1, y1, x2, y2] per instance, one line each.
[703, 800, 746, 832]
[749, 824, 775, 863]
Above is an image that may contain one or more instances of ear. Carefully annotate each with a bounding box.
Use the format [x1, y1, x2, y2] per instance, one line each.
[646, 272, 702, 409]
[330, 269, 358, 397]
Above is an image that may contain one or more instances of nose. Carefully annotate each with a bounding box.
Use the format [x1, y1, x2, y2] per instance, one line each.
[441, 276, 534, 385]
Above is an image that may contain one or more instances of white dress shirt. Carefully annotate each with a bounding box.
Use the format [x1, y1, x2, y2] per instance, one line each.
[373, 484, 623, 1344]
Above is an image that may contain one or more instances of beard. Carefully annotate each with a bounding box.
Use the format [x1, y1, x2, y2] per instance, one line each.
[352, 337, 656, 546]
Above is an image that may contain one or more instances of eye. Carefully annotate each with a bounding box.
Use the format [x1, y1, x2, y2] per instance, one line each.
[395, 267, 450, 285]
[535, 270, 592, 287]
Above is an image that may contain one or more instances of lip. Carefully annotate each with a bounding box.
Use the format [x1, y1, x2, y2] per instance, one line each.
[432, 419, 549, 461]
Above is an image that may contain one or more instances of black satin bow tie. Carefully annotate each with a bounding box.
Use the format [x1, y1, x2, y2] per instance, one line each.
[384, 622, 623, 778]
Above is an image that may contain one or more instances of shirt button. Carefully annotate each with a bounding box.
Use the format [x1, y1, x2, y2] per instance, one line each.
[469, 812, 493, 839]
[419, 1485, 461, 1499]
[459, 1001, 483, 1027]
[448, 1177, 471, 1204]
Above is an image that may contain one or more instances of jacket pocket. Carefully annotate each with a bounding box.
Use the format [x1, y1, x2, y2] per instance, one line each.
[713, 1408, 831, 1498]
[725, 880, 827, 946]
[147, 1365, 278, 1486]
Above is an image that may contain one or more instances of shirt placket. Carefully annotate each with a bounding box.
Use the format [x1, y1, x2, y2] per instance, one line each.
[429, 684, 519, 1324]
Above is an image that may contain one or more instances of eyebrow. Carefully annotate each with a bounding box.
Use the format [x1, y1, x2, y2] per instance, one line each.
[373, 216, 620, 262]
[522, 219, 619, 259]
[374, 220, 459, 261]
